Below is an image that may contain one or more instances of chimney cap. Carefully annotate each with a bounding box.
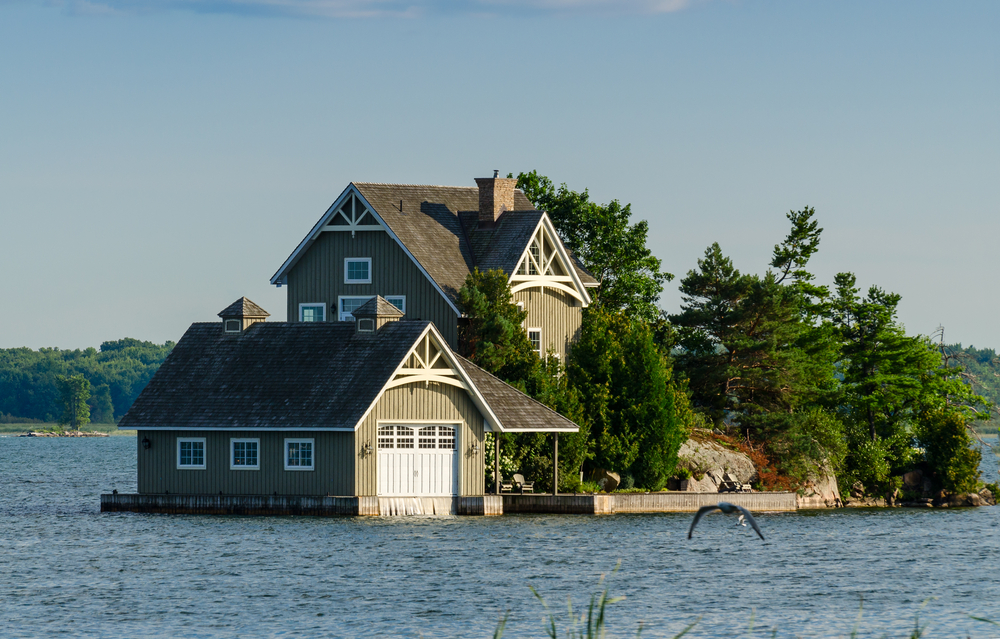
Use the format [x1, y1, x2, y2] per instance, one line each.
[493, 169, 499, 178]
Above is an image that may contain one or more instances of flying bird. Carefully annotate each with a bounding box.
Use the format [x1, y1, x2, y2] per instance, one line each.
[688, 502, 764, 540]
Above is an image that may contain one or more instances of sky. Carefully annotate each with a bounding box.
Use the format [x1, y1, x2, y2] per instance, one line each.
[1, 0, 997, 350]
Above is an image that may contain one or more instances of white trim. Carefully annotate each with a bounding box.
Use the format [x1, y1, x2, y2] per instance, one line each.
[352, 322, 507, 433]
[270, 184, 463, 318]
[527, 327, 542, 358]
[224, 319, 241, 333]
[509, 215, 591, 306]
[338, 295, 374, 322]
[176, 437, 206, 470]
[230, 437, 260, 470]
[298, 302, 326, 323]
[284, 438, 315, 471]
[344, 257, 372, 284]
[510, 280, 586, 302]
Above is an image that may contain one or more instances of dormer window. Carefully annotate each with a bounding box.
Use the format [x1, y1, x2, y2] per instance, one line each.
[345, 258, 372, 284]
[224, 320, 241, 333]
[358, 318, 375, 332]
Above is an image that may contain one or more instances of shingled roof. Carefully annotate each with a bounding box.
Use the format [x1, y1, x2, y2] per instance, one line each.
[217, 297, 270, 319]
[271, 182, 597, 304]
[118, 320, 580, 434]
[456, 355, 579, 432]
[352, 295, 404, 318]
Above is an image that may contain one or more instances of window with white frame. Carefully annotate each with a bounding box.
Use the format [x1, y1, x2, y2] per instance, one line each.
[230, 438, 259, 470]
[344, 258, 372, 284]
[285, 438, 314, 470]
[378, 425, 414, 449]
[224, 319, 240, 333]
[528, 329, 542, 357]
[339, 296, 373, 322]
[384, 296, 405, 313]
[299, 303, 325, 322]
[177, 437, 206, 470]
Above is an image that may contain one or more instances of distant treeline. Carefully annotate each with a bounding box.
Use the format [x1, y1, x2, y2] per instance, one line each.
[946, 344, 1000, 432]
[0, 338, 175, 423]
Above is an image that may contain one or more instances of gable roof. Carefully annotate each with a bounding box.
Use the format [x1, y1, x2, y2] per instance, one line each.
[117, 320, 579, 434]
[218, 297, 270, 319]
[270, 182, 597, 310]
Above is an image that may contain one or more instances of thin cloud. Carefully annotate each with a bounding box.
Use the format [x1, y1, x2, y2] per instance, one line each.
[36, 0, 699, 18]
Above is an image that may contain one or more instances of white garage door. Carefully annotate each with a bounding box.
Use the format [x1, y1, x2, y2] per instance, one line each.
[377, 424, 458, 496]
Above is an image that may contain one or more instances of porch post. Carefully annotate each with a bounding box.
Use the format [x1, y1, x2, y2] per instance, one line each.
[494, 433, 500, 495]
[552, 433, 559, 496]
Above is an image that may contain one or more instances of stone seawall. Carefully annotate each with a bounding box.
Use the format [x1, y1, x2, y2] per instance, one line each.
[102, 492, 797, 516]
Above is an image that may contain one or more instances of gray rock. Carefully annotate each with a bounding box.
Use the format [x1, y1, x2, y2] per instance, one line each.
[797, 462, 843, 508]
[850, 481, 865, 499]
[676, 438, 756, 493]
[593, 468, 620, 493]
[902, 470, 923, 490]
[979, 488, 996, 506]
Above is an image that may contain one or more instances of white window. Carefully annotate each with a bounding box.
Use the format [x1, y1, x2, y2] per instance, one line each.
[344, 258, 372, 284]
[384, 296, 405, 313]
[528, 328, 542, 357]
[285, 438, 314, 471]
[230, 438, 259, 470]
[339, 296, 373, 322]
[224, 319, 240, 333]
[177, 437, 206, 470]
[377, 425, 414, 449]
[299, 303, 325, 322]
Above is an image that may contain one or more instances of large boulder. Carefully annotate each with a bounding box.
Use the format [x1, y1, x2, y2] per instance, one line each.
[593, 468, 620, 493]
[902, 470, 923, 491]
[676, 438, 756, 493]
[797, 463, 843, 508]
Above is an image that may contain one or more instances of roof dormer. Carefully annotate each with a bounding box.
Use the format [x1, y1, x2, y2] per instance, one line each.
[351, 295, 404, 335]
[218, 297, 270, 334]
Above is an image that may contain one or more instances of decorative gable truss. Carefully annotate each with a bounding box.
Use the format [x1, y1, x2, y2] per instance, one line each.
[322, 192, 384, 238]
[509, 218, 591, 305]
[385, 329, 468, 392]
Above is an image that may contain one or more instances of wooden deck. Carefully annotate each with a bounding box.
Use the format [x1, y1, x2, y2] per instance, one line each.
[101, 491, 796, 516]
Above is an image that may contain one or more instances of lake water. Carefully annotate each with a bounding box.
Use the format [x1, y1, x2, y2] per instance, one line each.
[2, 436, 1000, 638]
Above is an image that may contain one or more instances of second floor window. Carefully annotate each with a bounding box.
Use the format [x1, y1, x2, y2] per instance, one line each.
[528, 329, 542, 357]
[345, 258, 372, 284]
[300, 304, 325, 322]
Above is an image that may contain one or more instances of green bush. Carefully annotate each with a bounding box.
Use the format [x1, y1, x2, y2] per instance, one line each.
[579, 481, 602, 493]
[675, 467, 692, 481]
[985, 483, 1000, 501]
[916, 409, 981, 494]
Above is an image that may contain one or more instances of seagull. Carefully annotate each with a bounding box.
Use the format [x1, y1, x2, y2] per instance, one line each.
[688, 502, 764, 540]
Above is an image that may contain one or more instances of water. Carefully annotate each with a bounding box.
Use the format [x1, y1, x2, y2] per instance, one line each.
[2, 437, 1000, 638]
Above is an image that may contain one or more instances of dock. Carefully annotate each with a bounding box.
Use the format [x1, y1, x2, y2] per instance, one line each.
[101, 491, 797, 516]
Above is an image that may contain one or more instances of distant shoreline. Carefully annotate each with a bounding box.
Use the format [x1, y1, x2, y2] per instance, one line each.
[0, 423, 134, 437]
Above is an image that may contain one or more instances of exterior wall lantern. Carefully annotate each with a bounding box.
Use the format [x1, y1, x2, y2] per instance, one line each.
[471, 442, 480, 455]
[142, 437, 151, 450]
[362, 442, 373, 457]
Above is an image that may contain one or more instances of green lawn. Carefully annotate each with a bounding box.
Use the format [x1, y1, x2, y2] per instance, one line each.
[0, 423, 134, 436]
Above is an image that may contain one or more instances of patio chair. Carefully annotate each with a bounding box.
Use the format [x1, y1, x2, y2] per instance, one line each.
[719, 472, 740, 493]
[512, 473, 534, 494]
[499, 476, 514, 493]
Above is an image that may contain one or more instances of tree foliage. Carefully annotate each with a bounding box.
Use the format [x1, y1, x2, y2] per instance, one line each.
[0, 339, 175, 423]
[567, 308, 693, 490]
[56, 374, 91, 430]
[513, 170, 672, 322]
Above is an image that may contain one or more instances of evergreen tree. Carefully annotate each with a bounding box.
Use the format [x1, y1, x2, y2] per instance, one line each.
[568, 308, 692, 490]
[56, 374, 91, 430]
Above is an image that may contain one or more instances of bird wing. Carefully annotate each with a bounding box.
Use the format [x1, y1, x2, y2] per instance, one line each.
[688, 505, 720, 539]
[734, 504, 765, 540]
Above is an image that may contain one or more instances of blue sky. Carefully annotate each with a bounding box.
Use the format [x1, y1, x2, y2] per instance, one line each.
[1, 0, 997, 350]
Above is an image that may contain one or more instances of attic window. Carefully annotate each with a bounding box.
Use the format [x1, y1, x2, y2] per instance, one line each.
[224, 319, 240, 333]
[345, 258, 372, 284]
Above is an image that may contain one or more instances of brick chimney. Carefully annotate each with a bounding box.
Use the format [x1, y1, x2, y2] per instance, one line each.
[474, 170, 518, 227]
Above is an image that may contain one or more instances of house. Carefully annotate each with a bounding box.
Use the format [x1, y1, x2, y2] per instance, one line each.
[115, 297, 578, 513]
[269, 173, 599, 361]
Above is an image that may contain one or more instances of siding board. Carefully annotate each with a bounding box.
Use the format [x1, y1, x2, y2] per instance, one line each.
[287, 230, 460, 348]
[514, 287, 583, 362]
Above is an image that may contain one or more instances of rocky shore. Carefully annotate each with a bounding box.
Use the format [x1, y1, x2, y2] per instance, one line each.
[19, 430, 109, 438]
[671, 432, 995, 509]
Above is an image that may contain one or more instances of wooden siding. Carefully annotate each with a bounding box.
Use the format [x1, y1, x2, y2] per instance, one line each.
[355, 384, 485, 497]
[136, 430, 354, 496]
[286, 230, 460, 348]
[514, 287, 583, 362]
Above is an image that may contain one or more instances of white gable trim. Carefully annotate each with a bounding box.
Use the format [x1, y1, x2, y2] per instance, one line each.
[352, 323, 507, 433]
[270, 184, 462, 318]
[509, 215, 592, 306]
